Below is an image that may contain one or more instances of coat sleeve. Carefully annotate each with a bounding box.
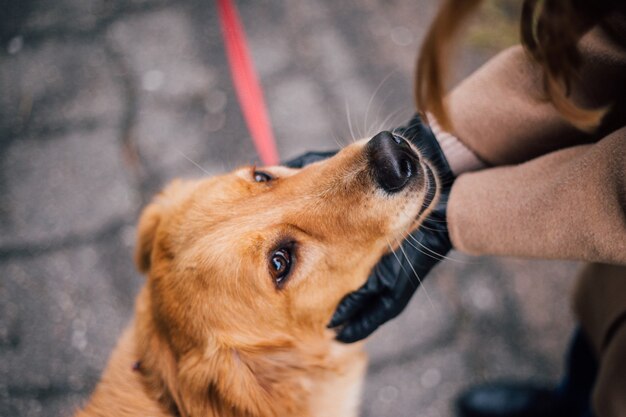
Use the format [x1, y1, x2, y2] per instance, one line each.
[443, 16, 626, 263]
[446, 24, 626, 166]
[447, 127, 626, 264]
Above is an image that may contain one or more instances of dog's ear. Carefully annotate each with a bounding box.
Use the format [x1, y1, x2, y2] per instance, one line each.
[135, 202, 163, 273]
[135, 179, 197, 273]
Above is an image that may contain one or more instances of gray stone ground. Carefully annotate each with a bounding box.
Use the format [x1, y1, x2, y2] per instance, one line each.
[0, 1, 580, 416]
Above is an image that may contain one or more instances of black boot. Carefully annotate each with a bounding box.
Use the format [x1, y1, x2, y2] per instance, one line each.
[455, 383, 566, 417]
[456, 329, 598, 417]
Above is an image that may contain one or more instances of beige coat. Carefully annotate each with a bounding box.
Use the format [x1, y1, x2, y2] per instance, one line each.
[445, 13, 626, 265]
[444, 15, 626, 413]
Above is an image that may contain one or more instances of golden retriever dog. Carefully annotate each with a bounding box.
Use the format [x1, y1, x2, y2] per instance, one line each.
[75, 130, 440, 417]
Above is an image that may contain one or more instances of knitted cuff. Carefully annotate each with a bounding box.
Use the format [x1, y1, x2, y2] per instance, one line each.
[427, 113, 486, 176]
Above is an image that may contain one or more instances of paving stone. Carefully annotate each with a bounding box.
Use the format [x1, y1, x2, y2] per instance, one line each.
[0, 237, 141, 417]
[106, 7, 260, 193]
[242, 1, 291, 80]
[273, 2, 385, 137]
[22, 0, 111, 33]
[439, 255, 574, 381]
[464, 331, 559, 383]
[362, 345, 468, 417]
[3, 392, 85, 417]
[0, 39, 123, 137]
[0, 128, 138, 246]
[365, 272, 459, 365]
[133, 105, 230, 195]
[361, 256, 574, 416]
[107, 7, 218, 103]
[248, 33, 291, 79]
[269, 76, 337, 160]
[508, 259, 579, 362]
[20, 0, 167, 35]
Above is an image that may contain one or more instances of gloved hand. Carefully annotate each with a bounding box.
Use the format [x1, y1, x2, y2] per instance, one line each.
[283, 150, 338, 169]
[328, 114, 455, 343]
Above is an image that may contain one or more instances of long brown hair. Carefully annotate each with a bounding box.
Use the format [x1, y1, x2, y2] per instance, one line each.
[416, 0, 616, 132]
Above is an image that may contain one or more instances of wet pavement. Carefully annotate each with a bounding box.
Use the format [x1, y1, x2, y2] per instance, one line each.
[0, 1, 579, 416]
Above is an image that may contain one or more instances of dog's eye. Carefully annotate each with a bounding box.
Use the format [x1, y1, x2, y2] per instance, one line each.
[254, 171, 274, 183]
[270, 248, 292, 287]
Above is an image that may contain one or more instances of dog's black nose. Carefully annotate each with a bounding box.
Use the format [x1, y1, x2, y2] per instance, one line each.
[366, 131, 418, 193]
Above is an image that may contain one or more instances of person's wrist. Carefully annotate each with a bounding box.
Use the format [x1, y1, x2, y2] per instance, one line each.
[426, 112, 486, 176]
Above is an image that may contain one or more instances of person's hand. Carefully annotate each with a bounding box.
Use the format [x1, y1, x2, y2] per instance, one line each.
[328, 114, 455, 343]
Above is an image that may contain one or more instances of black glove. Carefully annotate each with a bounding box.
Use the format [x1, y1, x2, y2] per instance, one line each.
[327, 114, 455, 343]
[283, 150, 338, 169]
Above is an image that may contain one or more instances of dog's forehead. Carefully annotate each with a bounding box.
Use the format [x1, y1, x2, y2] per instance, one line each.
[176, 144, 393, 246]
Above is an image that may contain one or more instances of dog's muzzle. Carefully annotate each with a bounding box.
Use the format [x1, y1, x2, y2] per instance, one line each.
[366, 131, 420, 193]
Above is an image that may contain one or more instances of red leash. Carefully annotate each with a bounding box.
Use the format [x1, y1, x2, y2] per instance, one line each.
[217, 0, 279, 166]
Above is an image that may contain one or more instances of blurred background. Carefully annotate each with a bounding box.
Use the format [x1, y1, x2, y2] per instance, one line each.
[0, 0, 581, 416]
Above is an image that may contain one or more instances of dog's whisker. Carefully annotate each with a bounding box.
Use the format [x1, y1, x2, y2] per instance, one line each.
[366, 99, 395, 137]
[414, 223, 447, 232]
[418, 218, 449, 224]
[405, 231, 469, 264]
[393, 237, 439, 318]
[401, 117, 425, 132]
[175, 148, 213, 176]
[363, 70, 396, 138]
[367, 105, 393, 138]
[370, 88, 401, 136]
[403, 228, 459, 262]
[404, 232, 457, 263]
[345, 100, 358, 144]
[401, 232, 447, 262]
[386, 237, 411, 277]
[374, 107, 403, 137]
[331, 132, 345, 149]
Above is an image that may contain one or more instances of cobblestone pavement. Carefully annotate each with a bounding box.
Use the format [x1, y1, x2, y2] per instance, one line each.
[0, 1, 580, 416]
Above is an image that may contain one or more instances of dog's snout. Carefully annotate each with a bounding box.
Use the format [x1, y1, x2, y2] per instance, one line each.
[366, 131, 418, 193]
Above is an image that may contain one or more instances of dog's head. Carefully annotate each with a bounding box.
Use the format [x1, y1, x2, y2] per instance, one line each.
[133, 131, 439, 416]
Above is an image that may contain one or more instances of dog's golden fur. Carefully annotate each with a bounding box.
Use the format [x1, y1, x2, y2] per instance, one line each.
[76, 138, 438, 417]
